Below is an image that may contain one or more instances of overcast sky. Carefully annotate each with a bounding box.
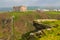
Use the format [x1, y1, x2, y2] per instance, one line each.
[0, 0, 60, 7]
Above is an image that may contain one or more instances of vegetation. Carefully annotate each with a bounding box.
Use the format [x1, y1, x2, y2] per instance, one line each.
[45, 11, 60, 19]
[0, 11, 60, 40]
[39, 20, 60, 40]
[20, 20, 60, 40]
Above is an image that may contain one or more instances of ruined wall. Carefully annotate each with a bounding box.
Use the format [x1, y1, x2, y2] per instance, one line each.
[13, 6, 27, 12]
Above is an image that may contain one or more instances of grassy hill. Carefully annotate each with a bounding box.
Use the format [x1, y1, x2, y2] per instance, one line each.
[0, 11, 60, 40]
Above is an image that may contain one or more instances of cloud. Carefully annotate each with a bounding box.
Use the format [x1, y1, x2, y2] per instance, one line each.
[0, 0, 60, 7]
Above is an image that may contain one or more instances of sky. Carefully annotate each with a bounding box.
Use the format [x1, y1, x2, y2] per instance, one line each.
[0, 0, 60, 7]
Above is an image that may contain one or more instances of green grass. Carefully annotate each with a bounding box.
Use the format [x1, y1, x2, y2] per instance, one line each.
[9, 11, 41, 40]
[9, 11, 41, 21]
[39, 20, 60, 40]
[45, 11, 60, 14]
[7, 11, 60, 40]
[20, 20, 60, 40]
[0, 11, 60, 40]
[44, 11, 60, 19]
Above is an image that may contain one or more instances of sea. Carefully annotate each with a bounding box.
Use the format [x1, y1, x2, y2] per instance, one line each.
[0, 6, 60, 12]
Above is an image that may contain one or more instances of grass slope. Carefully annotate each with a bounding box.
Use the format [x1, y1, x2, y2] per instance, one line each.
[39, 20, 60, 40]
[0, 11, 60, 40]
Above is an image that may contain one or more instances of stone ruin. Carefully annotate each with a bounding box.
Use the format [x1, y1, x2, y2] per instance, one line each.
[13, 5, 27, 12]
